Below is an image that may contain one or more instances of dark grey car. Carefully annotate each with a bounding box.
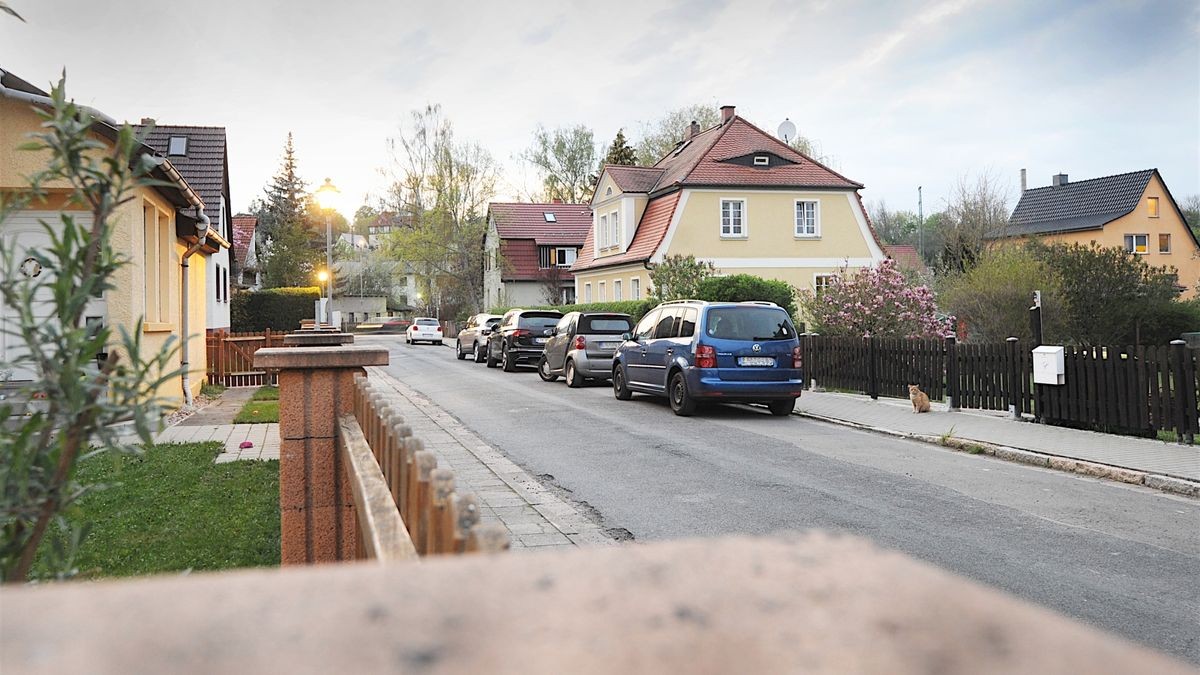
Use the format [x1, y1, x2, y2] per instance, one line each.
[455, 313, 502, 362]
[486, 309, 563, 372]
[537, 312, 633, 387]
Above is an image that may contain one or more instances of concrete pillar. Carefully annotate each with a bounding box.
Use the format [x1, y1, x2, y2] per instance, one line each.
[254, 345, 389, 565]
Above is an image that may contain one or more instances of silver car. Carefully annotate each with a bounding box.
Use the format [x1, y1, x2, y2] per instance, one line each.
[537, 312, 634, 387]
[455, 313, 502, 362]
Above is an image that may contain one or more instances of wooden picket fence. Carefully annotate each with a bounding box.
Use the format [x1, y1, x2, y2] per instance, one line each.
[802, 335, 1199, 442]
[348, 373, 509, 558]
[206, 329, 287, 387]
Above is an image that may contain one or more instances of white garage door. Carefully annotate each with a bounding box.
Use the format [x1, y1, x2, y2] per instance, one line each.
[0, 210, 104, 381]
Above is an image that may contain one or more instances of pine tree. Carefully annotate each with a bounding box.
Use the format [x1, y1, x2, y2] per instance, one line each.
[602, 128, 637, 166]
[255, 133, 308, 243]
[252, 133, 321, 288]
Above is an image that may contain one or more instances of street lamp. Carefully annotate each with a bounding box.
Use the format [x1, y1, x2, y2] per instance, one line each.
[315, 178, 340, 324]
[316, 269, 330, 325]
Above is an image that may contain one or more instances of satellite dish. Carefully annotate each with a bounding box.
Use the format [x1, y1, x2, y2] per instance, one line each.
[777, 118, 797, 144]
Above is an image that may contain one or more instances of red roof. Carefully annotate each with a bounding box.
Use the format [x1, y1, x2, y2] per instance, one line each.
[500, 239, 540, 280]
[489, 202, 591, 246]
[604, 166, 665, 193]
[231, 214, 257, 269]
[680, 117, 862, 189]
[572, 192, 680, 273]
[884, 245, 929, 274]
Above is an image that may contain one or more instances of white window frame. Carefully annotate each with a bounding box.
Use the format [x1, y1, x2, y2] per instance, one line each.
[599, 214, 608, 249]
[584, 283, 592, 303]
[813, 273, 838, 294]
[610, 210, 620, 249]
[1124, 233, 1149, 255]
[720, 198, 746, 239]
[794, 199, 820, 238]
[555, 247, 576, 268]
[598, 281, 606, 301]
[753, 155, 769, 166]
[631, 277, 640, 300]
[614, 279, 622, 301]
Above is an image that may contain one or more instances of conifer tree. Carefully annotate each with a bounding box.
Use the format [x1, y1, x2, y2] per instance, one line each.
[251, 134, 321, 287]
[602, 128, 637, 166]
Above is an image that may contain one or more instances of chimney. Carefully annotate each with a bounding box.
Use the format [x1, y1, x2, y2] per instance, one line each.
[689, 120, 700, 138]
[1052, 173, 1069, 187]
[551, 198, 562, 204]
[720, 105, 735, 123]
[1020, 168, 1027, 192]
[140, 117, 155, 125]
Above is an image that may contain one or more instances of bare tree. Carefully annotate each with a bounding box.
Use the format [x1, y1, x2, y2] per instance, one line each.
[937, 171, 1012, 274]
[635, 104, 721, 165]
[523, 125, 597, 204]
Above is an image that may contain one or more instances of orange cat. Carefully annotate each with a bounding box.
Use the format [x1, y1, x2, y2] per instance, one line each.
[908, 384, 931, 413]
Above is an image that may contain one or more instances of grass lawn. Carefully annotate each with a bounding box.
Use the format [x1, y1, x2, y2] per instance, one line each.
[251, 385, 279, 401]
[36, 442, 279, 579]
[234, 399, 279, 424]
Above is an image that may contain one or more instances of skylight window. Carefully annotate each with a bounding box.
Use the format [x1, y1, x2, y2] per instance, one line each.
[673, 139, 692, 157]
[544, 212, 557, 222]
[168, 136, 188, 156]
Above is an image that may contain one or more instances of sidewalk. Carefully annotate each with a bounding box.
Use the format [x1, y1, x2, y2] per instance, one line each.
[797, 392, 1200, 486]
[154, 387, 281, 462]
[368, 366, 614, 551]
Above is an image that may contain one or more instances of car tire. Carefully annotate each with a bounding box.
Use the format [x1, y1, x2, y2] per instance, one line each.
[612, 365, 632, 401]
[669, 371, 697, 417]
[565, 359, 583, 388]
[767, 399, 795, 416]
[537, 356, 558, 382]
[456, 340, 466, 359]
[473, 342, 486, 363]
[501, 346, 517, 372]
[486, 345, 499, 368]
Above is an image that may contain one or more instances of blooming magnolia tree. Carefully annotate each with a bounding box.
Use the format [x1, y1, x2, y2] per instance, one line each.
[799, 260, 953, 338]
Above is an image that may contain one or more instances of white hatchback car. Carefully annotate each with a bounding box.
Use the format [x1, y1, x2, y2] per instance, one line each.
[406, 317, 443, 345]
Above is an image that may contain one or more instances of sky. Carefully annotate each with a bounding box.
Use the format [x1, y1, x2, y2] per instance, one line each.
[2, 0, 1198, 219]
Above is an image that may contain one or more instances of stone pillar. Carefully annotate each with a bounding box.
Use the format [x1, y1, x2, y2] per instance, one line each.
[254, 345, 389, 565]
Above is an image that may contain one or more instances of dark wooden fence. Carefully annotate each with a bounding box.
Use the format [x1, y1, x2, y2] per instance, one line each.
[206, 329, 286, 387]
[802, 335, 1198, 442]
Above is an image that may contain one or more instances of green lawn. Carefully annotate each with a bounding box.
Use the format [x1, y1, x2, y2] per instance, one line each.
[234, 399, 279, 424]
[36, 442, 279, 579]
[251, 385, 279, 401]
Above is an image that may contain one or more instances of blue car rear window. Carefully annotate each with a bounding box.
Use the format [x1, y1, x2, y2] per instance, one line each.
[704, 308, 795, 341]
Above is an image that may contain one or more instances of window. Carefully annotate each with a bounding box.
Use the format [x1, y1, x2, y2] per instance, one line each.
[631, 278, 640, 300]
[633, 310, 660, 341]
[554, 314, 572, 335]
[653, 308, 680, 339]
[795, 200, 820, 237]
[720, 199, 745, 237]
[1124, 234, 1149, 254]
[561, 287, 575, 304]
[614, 279, 622, 301]
[544, 212, 557, 222]
[605, 187, 613, 196]
[705, 307, 796, 341]
[598, 281, 606, 301]
[556, 247, 576, 267]
[1159, 233, 1171, 253]
[679, 308, 698, 338]
[142, 203, 171, 325]
[168, 136, 188, 156]
[579, 316, 633, 334]
[215, 265, 222, 302]
[1148, 197, 1159, 218]
[814, 274, 837, 295]
[753, 155, 769, 166]
[610, 210, 620, 248]
[599, 214, 608, 248]
[584, 283, 592, 302]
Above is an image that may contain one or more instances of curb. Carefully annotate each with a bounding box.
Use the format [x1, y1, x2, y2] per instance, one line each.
[794, 410, 1200, 499]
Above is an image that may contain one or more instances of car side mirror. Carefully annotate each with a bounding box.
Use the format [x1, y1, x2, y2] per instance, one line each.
[481, 327, 492, 335]
[622, 332, 634, 342]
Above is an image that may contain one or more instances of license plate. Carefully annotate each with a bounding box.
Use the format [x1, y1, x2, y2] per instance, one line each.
[534, 338, 548, 344]
[599, 342, 617, 349]
[738, 356, 775, 367]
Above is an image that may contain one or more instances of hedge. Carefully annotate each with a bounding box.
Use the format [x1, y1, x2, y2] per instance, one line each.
[696, 274, 797, 316]
[486, 299, 658, 322]
[231, 286, 321, 332]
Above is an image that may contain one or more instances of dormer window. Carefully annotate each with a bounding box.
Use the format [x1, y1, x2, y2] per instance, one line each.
[544, 212, 556, 222]
[605, 187, 613, 197]
[753, 155, 769, 166]
[168, 136, 188, 156]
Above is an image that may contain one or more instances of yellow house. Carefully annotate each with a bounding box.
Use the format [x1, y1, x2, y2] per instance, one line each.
[0, 68, 228, 407]
[994, 170, 1200, 298]
[571, 106, 886, 303]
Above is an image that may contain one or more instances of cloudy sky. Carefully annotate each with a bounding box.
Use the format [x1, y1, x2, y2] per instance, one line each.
[2, 0, 1197, 218]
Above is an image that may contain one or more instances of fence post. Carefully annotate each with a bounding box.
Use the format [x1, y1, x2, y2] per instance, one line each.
[1170, 340, 1196, 445]
[1006, 337, 1020, 420]
[1029, 307, 1044, 422]
[945, 335, 959, 411]
[867, 336, 879, 400]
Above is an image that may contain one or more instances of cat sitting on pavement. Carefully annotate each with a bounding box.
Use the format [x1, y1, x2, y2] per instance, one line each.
[908, 384, 931, 413]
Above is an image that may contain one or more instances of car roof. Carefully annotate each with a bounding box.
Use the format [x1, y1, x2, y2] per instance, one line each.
[577, 311, 632, 318]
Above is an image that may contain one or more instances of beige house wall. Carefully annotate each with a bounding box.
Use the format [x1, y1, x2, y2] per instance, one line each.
[573, 262, 652, 303]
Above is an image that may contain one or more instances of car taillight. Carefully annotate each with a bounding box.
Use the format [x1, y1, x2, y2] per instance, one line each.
[435, 326, 442, 332]
[512, 329, 531, 338]
[696, 344, 716, 369]
[792, 345, 803, 369]
[573, 335, 586, 350]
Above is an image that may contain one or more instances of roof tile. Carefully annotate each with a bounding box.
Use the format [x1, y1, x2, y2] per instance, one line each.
[572, 192, 680, 273]
[489, 202, 591, 246]
[1001, 170, 1155, 237]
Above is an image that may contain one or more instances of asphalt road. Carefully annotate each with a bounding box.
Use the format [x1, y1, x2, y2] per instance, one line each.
[369, 336, 1200, 663]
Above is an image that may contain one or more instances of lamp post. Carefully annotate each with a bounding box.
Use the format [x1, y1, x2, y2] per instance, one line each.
[315, 178, 340, 324]
[316, 269, 330, 325]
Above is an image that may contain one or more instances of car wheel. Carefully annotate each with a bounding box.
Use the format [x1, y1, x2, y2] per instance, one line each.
[456, 340, 466, 360]
[565, 359, 583, 388]
[486, 345, 499, 368]
[404, 336, 410, 344]
[501, 347, 516, 372]
[767, 399, 796, 416]
[473, 342, 486, 363]
[612, 365, 632, 401]
[537, 356, 558, 382]
[669, 371, 697, 416]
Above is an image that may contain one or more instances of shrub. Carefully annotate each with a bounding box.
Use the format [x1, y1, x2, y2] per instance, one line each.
[938, 247, 1068, 343]
[231, 286, 321, 332]
[648, 254, 715, 300]
[798, 259, 952, 338]
[696, 274, 797, 316]
[487, 299, 657, 321]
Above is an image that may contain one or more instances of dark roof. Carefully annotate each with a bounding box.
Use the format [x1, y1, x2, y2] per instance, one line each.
[488, 202, 591, 245]
[1001, 169, 1155, 238]
[135, 124, 231, 235]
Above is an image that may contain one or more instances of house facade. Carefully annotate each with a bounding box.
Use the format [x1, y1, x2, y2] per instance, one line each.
[483, 202, 591, 309]
[571, 106, 886, 303]
[993, 170, 1199, 297]
[0, 68, 227, 406]
[136, 123, 233, 330]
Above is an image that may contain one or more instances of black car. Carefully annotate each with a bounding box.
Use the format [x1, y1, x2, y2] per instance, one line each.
[486, 309, 563, 372]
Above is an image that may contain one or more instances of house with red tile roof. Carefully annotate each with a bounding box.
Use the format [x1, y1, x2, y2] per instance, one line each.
[571, 106, 886, 304]
[883, 244, 930, 276]
[483, 202, 592, 308]
[231, 214, 259, 289]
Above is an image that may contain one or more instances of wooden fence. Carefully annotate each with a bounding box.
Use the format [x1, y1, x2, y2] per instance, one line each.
[206, 330, 286, 387]
[349, 374, 509, 558]
[802, 335, 1199, 442]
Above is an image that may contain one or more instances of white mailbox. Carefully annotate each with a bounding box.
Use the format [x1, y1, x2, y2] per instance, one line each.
[1032, 345, 1065, 385]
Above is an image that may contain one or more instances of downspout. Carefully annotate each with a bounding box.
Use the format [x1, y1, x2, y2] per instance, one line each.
[180, 208, 210, 407]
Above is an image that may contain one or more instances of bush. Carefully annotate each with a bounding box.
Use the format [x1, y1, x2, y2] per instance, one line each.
[799, 259, 952, 338]
[231, 286, 321, 332]
[938, 247, 1068, 343]
[696, 274, 797, 316]
[487, 299, 657, 322]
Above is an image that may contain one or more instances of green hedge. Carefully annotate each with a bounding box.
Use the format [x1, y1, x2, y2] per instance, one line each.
[487, 299, 658, 322]
[696, 274, 797, 316]
[231, 286, 321, 332]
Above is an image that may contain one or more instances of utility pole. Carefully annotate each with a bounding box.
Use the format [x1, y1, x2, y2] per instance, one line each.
[917, 186, 924, 262]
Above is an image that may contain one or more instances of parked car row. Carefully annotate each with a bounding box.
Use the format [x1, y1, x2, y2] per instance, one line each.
[453, 300, 805, 417]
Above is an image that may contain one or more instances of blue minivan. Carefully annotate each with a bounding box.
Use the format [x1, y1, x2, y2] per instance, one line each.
[611, 300, 804, 416]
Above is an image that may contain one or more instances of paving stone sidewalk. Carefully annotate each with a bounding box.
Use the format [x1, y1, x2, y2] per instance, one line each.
[797, 391, 1200, 482]
[368, 366, 614, 551]
[154, 387, 281, 462]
